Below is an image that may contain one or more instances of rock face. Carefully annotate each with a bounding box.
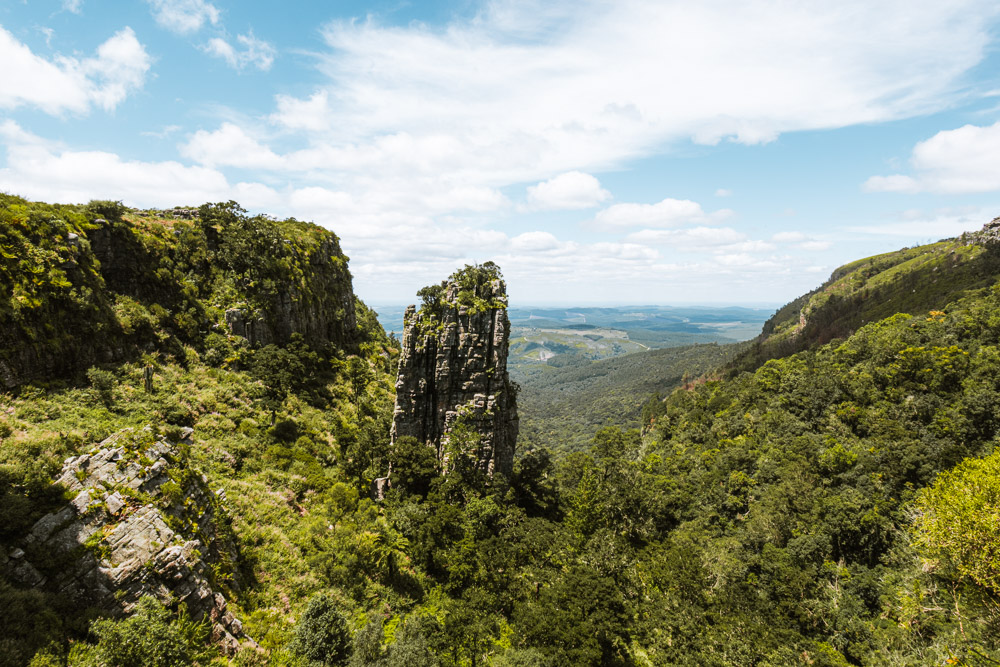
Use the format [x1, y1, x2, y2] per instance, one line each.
[222, 235, 358, 349]
[0, 199, 362, 390]
[391, 272, 519, 478]
[963, 216, 1000, 245]
[2, 428, 250, 653]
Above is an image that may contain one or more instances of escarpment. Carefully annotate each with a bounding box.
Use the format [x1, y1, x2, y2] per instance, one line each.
[0, 196, 360, 389]
[2, 427, 250, 653]
[391, 264, 519, 478]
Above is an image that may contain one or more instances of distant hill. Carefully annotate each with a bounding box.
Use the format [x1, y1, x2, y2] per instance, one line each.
[513, 341, 745, 453]
[729, 228, 1000, 374]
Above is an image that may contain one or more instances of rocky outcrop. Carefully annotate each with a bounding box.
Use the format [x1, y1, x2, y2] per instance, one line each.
[963, 216, 1000, 245]
[2, 428, 250, 653]
[391, 272, 519, 478]
[223, 236, 358, 349]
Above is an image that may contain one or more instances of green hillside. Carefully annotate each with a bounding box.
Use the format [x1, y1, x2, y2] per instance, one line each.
[4, 197, 1000, 666]
[730, 232, 1000, 375]
[514, 342, 745, 454]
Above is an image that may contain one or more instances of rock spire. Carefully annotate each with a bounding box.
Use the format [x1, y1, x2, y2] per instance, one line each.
[390, 263, 519, 478]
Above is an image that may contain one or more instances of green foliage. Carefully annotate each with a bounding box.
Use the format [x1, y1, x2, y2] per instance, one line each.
[414, 262, 506, 325]
[288, 593, 351, 666]
[85, 199, 129, 222]
[915, 448, 1000, 592]
[389, 436, 438, 499]
[84, 597, 211, 667]
[86, 367, 115, 407]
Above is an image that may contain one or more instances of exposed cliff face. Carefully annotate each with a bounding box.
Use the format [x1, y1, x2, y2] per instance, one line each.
[391, 271, 519, 478]
[222, 234, 357, 348]
[0, 196, 363, 390]
[1, 428, 250, 653]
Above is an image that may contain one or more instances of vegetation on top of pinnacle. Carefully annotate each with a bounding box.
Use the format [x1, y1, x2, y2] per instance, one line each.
[729, 231, 1000, 375]
[414, 262, 507, 326]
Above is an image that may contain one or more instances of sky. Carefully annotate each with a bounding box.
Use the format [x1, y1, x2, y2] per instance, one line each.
[3, 1, 1000, 307]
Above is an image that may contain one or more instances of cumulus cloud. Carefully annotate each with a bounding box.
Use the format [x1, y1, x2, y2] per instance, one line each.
[180, 123, 283, 169]
[511, 231, 564, 252]
[0, 26, 149, 115]
[594, 198, 731, 229]
[271, 91, 331, 132]
[205, 31, 275, 71]
[772, 230, 831, 251]
[0, 121, 277, 207]
[525, 171, 610, 210]
[147, 0, 220, 34]
[865, 121, 1000, 194]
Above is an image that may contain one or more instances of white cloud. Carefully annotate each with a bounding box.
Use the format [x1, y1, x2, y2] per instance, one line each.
[63, 0, 83, 14]
[772, 230, 831, 251]
[846, 208, 994, 238]
[625, 226, 777, 254]
[511, 231, 563, 252]
[715, 188, 733, 197]
[627, 226, 745, 246]
[205, 31, 275, 71]
[304, 0, 996, 179]
[772, 231, 806, 243]
[863, 174, 919, 193]
[0, 26, 149, 115]
[180, 123, 283, 169]
[0, 121, 262, 207]
[147, 0, 220, 34]
[525, 171, 610, 210]
[594, 198, 731, 229]
[271, 91, 331, 131]
[866, 122, 1000, 194]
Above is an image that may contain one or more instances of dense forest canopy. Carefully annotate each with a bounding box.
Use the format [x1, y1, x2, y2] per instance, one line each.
[2, 197, 1000, 666]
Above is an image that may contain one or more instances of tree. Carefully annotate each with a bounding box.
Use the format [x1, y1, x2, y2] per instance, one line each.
[289, 593, 352, 666]
[390, 436, 439, 499]
[915, 449, 1000, 593]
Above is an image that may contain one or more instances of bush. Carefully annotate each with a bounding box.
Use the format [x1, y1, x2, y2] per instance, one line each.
[87, 596, 208, 667]
[86, 367, 115, 407]
[288, 593, 351, 666]
[915, 449, 1000, 592]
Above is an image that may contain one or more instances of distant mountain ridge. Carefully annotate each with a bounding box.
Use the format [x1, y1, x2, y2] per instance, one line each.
[729, 223, 1000, 375]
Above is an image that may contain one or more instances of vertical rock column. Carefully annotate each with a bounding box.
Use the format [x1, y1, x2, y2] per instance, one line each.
[391, 278, 519, 478]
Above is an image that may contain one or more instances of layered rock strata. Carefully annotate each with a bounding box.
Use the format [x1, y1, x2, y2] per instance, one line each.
[391, 276, 519, 478]
[2, 428, 250, 653]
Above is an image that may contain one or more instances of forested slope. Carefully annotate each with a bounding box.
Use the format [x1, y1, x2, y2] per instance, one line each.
[4, 197, 1000, 666]
[730, 230, 1000, 375]
[515, 342, 745, 453]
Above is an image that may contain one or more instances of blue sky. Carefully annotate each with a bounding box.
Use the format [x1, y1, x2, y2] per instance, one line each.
[3, 1, 1000, 306]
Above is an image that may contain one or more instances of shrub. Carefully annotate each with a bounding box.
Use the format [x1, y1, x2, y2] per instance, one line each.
[86, 367, 115, 407]
[88, 596, 208, 667]
[288, 593, 351, 666]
